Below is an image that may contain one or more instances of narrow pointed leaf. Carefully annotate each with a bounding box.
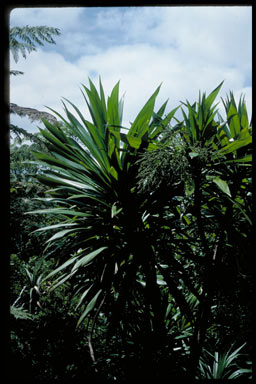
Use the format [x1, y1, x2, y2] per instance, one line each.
[45, 256, 80, 280]
[205, 81, 224, 110]
[218, 136, 251, 154]
[32, 223, 78, 233]
[45, 228, 83, 243]
[129, 85, 161, 136]
[72, 247, 108, 271]
[77, 289, 102, 326]
[75, 285, 93, 310]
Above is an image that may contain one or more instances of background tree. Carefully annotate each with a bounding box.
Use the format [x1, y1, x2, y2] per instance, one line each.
[9, 25, 94, 384]
[10, 25, 60, 74]
[136, 85, 252, 378]
[9, 23, 61, 266]
[9, 25, 60, 141]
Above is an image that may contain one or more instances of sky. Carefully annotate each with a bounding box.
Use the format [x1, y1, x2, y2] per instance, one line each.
[9, 6, 252, 134]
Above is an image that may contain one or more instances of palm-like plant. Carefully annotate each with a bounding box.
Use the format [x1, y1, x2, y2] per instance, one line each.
[29, 78, 252, 379]
[28, 78, 179, 378]
[135, 81, 252, 377]
[197, 343, 252, 379]
[173, 85, 252, 377]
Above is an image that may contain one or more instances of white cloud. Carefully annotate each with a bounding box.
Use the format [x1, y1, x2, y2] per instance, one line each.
[9, 6, 252, 134]
[10, 7, 84, 31]
[10, 50, 84, 110]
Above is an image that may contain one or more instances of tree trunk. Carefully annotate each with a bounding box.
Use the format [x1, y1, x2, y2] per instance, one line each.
[187, 167, 213, 378]
[123, 209, 167, 380]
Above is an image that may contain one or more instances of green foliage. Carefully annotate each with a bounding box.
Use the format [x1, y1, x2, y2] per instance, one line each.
[197, 343, 252, 379]
[10, 251, 96, 383]
[10, 140, 50, 261]
[10, 25, 60, 64]
[11, 78, 252, 382]
[25, 78, 184, 382]
[29, 78, 176, 333]
[10, 305, 35, 320]
[10, 286, 94, 383]
[9, 24, 61, 145]
[109, 79, 252, 378]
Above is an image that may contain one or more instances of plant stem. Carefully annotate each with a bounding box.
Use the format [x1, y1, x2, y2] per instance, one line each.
[188, 168, 214, 378]
[87, 295, 106, 371]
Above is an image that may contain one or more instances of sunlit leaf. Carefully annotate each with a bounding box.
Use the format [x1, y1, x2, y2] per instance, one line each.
[211, 177, 231, 197]
[72, 247, 108, 271]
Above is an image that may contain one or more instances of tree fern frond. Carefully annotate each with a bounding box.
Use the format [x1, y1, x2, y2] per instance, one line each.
[9, 25, 61, 63]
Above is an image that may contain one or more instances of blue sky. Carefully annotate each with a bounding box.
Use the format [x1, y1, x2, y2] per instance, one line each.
[10, 6, 252, 133]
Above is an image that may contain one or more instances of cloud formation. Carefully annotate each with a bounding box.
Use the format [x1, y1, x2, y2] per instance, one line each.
[10, 6, 252, 132]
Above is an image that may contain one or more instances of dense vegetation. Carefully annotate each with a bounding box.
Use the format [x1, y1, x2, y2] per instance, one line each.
[9, 77, 253, 383]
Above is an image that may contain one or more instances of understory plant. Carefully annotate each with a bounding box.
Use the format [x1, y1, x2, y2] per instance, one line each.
[197, 343, 252, 379]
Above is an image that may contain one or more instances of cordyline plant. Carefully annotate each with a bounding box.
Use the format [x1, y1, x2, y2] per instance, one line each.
[27, 78, 252, 380]
[197, 343, 252, 379]
[176, 84, 252, 378]
[27, 78, 179, 380]
[136, 81, 252, 378]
